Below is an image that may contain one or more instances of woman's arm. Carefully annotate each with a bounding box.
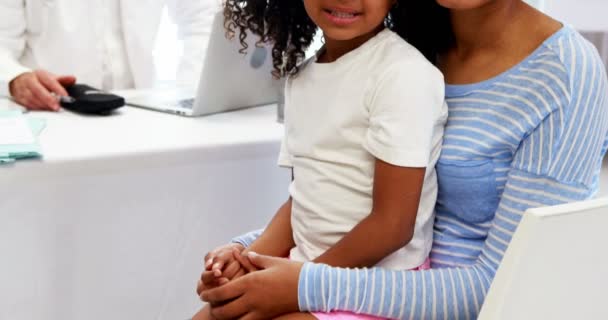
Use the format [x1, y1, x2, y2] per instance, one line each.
[300, 168, 595, 319]
[202, 168, 592, 320]
[231, 229, 263, 248]
[313, 160, 425, 268]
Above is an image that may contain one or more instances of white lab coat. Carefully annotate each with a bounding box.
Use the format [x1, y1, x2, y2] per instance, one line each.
[0, 0, 219, 95]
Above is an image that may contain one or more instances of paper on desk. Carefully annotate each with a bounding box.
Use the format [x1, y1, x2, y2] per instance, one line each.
[28, 117, 46, 136]
[0, 112, 45, 164]
[0, 98, 27, 114]
[0, 116, 36, 145]
[0, 157, 16, 164]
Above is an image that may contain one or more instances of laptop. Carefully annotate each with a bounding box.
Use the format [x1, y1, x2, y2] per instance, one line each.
[128, 12, 281, 117]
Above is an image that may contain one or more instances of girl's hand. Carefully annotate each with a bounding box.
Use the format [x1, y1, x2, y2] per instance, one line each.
[202, 253, 303, 320]
[197, 246, 259, 298]
[197, 243, 246, 296]
[205, 243, 245, 277]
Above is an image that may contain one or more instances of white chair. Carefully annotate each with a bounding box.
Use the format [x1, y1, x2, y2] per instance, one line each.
[478, 197, 608, 320]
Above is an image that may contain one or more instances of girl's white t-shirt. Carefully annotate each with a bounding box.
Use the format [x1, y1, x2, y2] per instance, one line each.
[280, 29, 448, 269]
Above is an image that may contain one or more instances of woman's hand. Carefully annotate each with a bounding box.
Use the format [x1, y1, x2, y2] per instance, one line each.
[201, 252, 303, 320]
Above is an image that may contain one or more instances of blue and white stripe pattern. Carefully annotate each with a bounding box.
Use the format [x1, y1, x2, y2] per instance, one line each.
[233, 26, 608, 319]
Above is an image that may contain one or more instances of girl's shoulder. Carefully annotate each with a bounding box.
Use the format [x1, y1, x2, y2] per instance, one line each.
[370, 29, 444, 85]
[366, 30, 446, 115]
[374, 29, 436, 67]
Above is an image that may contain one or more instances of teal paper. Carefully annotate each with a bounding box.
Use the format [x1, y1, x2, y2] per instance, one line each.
[0, 112, 45, 164]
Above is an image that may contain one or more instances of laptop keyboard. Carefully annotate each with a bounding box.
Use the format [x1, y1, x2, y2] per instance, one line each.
[178, 98, 195, 109]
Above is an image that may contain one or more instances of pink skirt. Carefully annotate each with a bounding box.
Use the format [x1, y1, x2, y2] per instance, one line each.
[312, 258, 431, 320]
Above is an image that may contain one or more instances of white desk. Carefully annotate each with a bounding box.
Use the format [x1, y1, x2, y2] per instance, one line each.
[0, 97, 290, 320]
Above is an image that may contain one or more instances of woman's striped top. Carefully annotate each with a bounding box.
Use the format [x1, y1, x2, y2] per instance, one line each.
[233, 26, 608, 319]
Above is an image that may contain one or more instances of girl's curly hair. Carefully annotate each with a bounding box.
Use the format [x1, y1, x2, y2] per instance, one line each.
[224, 0, 452, 78]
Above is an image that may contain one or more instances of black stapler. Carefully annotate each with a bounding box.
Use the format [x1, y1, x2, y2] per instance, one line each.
[60, 84, 125, 115]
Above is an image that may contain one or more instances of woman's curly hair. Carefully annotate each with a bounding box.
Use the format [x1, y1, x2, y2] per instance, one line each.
[224, 0, 452, 78]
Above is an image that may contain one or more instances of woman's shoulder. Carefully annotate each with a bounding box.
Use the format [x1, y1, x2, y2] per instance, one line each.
[509, 25, 608, 116]
[537, 26, 606, 89]
[514, 26, 608, 185]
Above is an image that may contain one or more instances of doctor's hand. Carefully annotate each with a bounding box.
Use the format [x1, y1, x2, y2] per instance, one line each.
[9, 70, 76, 111]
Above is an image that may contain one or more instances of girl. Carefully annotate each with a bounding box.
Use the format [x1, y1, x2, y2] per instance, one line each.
[194, 0, 447, 319]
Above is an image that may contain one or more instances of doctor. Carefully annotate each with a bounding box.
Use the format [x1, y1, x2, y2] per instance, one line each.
[0, 0, 218, 111]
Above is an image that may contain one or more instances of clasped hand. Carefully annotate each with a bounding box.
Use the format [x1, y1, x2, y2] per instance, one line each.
[196, 245, 303, 320]
[196, 243, 258, 299]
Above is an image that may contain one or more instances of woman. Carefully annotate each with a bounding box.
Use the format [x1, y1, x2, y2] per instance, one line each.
[199, 0, 608, 319]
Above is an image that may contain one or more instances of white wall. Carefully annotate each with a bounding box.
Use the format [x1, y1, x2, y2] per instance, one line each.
[524, 0, 545, 10]
[545, 0, 608, 31]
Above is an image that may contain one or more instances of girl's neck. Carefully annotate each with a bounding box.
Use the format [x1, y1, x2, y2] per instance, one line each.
[319, 26, 385, 63]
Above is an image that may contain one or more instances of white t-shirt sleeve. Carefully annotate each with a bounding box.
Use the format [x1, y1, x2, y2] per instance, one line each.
[363, 60, 445, 168]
